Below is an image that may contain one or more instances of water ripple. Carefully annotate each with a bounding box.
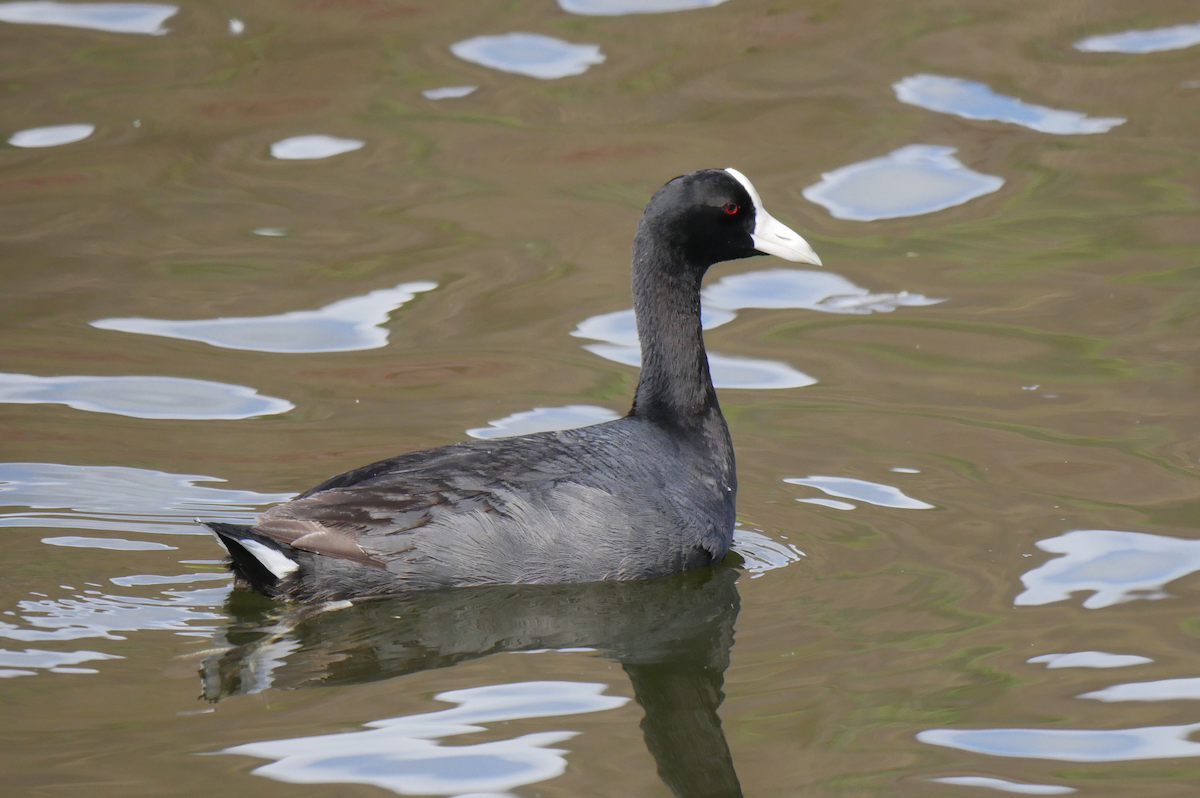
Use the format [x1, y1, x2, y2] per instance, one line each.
[421, 85, 477, 100]
[1080, 677, 1200, 702]
[270, 135, 365, 160]
[0, 461, 291, 536]
[731, 527, 805, 577]
[803, 145, 1004, 221]
[1075, 20, 1200, 54]
[0, 1, 177, 34]
[0, 585, 228, 643]
[930, 776, 1076, 795]
[92, 281, 437, 353]
[894, 74, 1124, 134]
[7, 123, 94, 148]
[701, 268, 943, 315]
[450, 33, 605, 79]
[222, 681, 629, 795]
[785, 475, 935, 510]
[1027, 651, 1153, 669]
[42, 536, 175, 550]
[1015, 529, 1200, 609]
[466, 405, 620, 439]
[559, 0, 728, 15]
[918, 722, 1200, 761]
[0, 373, 293, 419]
[0, 647, 121, 678]
[572, 267, 937, 390]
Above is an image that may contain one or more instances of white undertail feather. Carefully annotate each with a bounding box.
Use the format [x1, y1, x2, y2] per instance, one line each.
[241, 539, 300, 578]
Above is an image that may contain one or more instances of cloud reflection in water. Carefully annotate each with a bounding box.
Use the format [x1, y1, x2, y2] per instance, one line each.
[92, 281, 437, 353]
[1075, 20, 1200, 54]
[1027, 651, 1153, 669]
[731, 527, 804, 577]
[0, 462, 281, 647]
[930, 776, 1076, 795]
[0, 373, 293, 419]
[573, 268, 940, 390]
[0, 585, 228, 643]
[559, 0, 727, 14]
[466, 405, 620, 439]
[450, 32, 605, 79]
[803, 145, 1004, 221]
[270, 134, 365, 160]
[894, 74, 1124, 134]
[0, 461, 291, 536]
[7, 123, 94, 147]
[1080, 677, 1200, 703]
[702, 268, 943, 315]
[572, 306, 815, 389]
[222, 681, 628, 796]
[0, 1, 177, 34]
[918, 722, 1200, 762]
[0, 647, 121, 679]
[785, 475, 935, 510]
[42, 536, 175, 550]
[421, 85, 477, 100]
[1015, 529, 1200, 609]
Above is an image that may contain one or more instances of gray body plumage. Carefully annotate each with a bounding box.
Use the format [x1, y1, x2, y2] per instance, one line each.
[212, 412, 733, 601]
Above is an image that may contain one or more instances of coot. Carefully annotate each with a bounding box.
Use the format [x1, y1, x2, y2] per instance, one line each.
[205, 168, 821, 600]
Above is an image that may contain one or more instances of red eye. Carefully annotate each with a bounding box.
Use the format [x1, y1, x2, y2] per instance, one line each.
[723, 202, 739, 215]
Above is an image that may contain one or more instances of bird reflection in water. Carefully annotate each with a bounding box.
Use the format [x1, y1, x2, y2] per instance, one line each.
[204, 565, 745, 798]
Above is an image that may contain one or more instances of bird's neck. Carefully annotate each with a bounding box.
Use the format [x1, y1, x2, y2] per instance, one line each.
[629, 234, 721, 428]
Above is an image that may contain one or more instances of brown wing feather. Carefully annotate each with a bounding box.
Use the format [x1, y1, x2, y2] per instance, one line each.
[252, 476, 500, 566]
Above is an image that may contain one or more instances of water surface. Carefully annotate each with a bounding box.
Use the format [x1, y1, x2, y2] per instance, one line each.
[3, 1, 1200, 796]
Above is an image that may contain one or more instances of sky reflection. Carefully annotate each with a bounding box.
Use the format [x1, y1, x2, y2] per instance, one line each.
[0, 585, 227, 643]
[701, 268, 943, 315]
[421, 85, 477, 100]
[42, 536, 175, 550]
[0, 373, 293, 419]
[803, 144, 1004, 221]
[450, 32, 605, 79]
[7, 123, 94, 147]
[92, 281, 437, 353]
[0, 647, 120, 679]
[1080, 677, 1200, 703]
[785, 475, 935, 510]
[1028, 651, 1153, 669]
[0, 1, 177, 34]
[572, 306, 814, 389]
[918, 722, 1200, 762]
[558, 0, 727, 14]
[573, 268, 939, 390]
[270, 135, 364, 160]
[731, 527, 805, 577]
[0, 461, 270, 648]
[893, 74, 1124, 134]
[0, 461, 291, 536]
[222, 681, 629, 795]
[1015, 529, 1200, 609]
[1075, 20, 1200, 54]
[930, 776, 1076, 795]
[466, 405, 620, 439]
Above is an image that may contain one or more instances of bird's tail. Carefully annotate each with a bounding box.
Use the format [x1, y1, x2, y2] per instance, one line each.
[203, 521, 300, 598]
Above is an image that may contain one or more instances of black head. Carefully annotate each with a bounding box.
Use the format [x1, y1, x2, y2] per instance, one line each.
[638, 168, 821, 270]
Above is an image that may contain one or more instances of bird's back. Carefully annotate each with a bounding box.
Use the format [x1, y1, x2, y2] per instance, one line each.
[217, 414, 735, 600]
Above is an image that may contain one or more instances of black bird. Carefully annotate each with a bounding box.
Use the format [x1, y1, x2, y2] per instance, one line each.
[204, 168, 821, 600]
